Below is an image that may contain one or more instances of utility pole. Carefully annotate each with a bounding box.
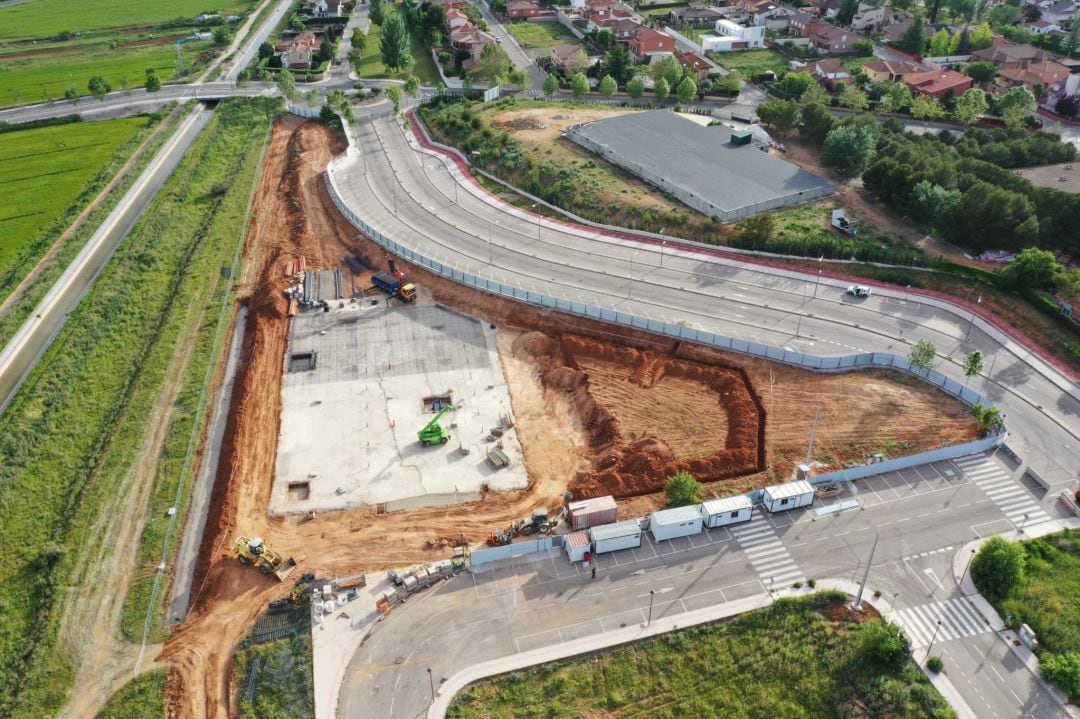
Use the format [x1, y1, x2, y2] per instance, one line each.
[427, 668, 435, 703]
[805, 407, 821, 465]
[852, 534, 878, 610]
[925, 620, 943, 659]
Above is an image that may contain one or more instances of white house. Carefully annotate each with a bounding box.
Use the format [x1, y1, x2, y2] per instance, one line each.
[701, 18, 765, 51]
[850, 2, 891, 30]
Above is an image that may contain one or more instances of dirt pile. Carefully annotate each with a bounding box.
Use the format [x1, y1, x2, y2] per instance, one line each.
[512, 333, 764, 499]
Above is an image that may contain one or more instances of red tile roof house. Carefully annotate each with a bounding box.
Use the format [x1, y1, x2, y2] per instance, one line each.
[807, 21, 860, 54]
[679, 51, 712, 80]
[904, 69, 973, 100]
[549, 42, 590, 71]
[628, 28, 676, 62]
[506, 0, 549, 20]
[609, 17, 646, 43]
[862, 58, 921, 83]
[996, 60, 1071, 91]
[451, 26, 498, 64]
[799, 57, 853, 84]
[445, 7, 470, 31]
[668, 3, 727, 26]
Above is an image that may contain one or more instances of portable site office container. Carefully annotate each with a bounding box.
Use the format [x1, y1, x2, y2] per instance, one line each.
[761, 480, 815, 513]
[568, 495, 618, 530]
[649, 505, 704, 542]
[564, 531, 590, 563]
[699, 496, 754, 528]
[590, 520, 642, 555]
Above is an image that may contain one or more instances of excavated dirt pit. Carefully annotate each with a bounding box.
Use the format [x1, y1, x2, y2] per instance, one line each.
[513, 332, 763, 499]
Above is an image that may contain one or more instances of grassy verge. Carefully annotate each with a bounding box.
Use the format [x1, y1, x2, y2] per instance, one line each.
[0, 97, 280, 718]
[0, 104, 184, 350]
[120, 115, 271, 644]
[0, 116, 154, 302]
[713, 47, 788, 77]
[356, 7, 441, 85]
[505, 21, 580, 49]
[450, 592, 954, 718]
[0, 0, 255, 39]
[95, 668, 168, 719]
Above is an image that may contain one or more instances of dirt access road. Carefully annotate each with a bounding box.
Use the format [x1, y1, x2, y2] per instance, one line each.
[159, 116, 979, 717]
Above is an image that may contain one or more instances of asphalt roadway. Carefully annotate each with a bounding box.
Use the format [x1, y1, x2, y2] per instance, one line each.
[339, 454, 1071, 718]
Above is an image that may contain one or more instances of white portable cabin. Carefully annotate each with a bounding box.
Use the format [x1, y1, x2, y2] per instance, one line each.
[699, 495, 754, 528]
[649, 505, 704, 542]
[761, 480, 815, 513]
[564, 531, 590, 563]
[590, 520, 642, 555]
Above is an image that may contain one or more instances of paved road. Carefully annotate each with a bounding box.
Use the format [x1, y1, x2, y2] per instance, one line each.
[333, 115, 1080, 490]
[339, 453, 1069, 718]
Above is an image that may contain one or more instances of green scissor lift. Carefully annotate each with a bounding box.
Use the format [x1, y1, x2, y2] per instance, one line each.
[418, 406, 452, 446]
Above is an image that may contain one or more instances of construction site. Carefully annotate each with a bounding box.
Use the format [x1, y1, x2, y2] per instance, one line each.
[155, 116, 983, 717]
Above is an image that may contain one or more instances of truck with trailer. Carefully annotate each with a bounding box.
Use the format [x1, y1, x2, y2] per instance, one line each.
[371, 272, 416, 302]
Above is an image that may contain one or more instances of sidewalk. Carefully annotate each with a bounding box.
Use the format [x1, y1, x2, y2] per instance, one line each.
[426, 579, 978, 719]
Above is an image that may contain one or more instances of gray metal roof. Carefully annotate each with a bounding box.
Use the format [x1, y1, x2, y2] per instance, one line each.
[650, 505, 704, 526]
[589, 519, 642, 541]
[566, 110, 832, 216]
[700, 495, 753, 515]
[763, 480, 815, 500]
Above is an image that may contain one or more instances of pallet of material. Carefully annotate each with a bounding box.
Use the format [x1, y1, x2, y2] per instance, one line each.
[283, 256, 307, 277]
[287, 297, 299, 317]
[335, 572, 367, 590]
[487, 447, 510, 468]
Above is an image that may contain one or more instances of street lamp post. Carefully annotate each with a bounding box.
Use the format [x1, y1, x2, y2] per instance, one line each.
[647, 589, 655, 626]
[627, 251, 639, 299]
[532, 203, 540, 240]
[427, 668, 435, 704]
[965, 293, 982, 340]
[925, 620, 944, 659]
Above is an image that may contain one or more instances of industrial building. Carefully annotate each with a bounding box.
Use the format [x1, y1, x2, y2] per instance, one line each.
[565, 110, 833, 222]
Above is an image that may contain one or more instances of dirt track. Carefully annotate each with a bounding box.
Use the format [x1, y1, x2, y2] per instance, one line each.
[159, 116, 981, 717]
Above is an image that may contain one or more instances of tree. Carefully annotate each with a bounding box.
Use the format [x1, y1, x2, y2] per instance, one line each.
[598, 74, 617, 97]
[838, 84, 869, 111]
[654, 77, 670, 101]
[627, 74, 644, 99]
[258, 41, 274, 59]
[676, 76, 696, 103]
[596, 28, 613, 49]
[929, 27, 950, 56]
[650, 55, 683, 89]
[969, 21, 994, 49]
[1056, 95, 1080, 120]
[144, 67, 161, 92]
[800, 102, 834, 143]
[928, 0, 946, 22]
[909, 180, 960, 226]
[1002, 247, 1068, 289]
[1041, 652, 1080, 699]
[213, 25, 230, 45]
[369, 0, 385, 25]
[971, 536, 1025, 603]
[879, 82, 913, 113]
[837, 0, 860, 25]
[1021, 3, 1041, 21]
[964, 60, 997, 84]
[380, 11, 412, 72]
[319, 37, 334, 64]
[603, 45, 634, 87]
[1066, 20, 1080, 55]
[570, 71, 589, 97]
[385, 84, 403, 114]
[858, 620, 909, 668]
[420, 5, 446, 48]
[963, 349, 985, 380]
[909, 339, 937, 370]
[471, 42, 510, 83]
[711, 70, 743, 96]
[278, 68, 296, 99]
[404, 74, 420, 97]
[508, 69, 531, 91]
[64, 84, 79, 103]
[776, 71, 814, 99]
[87, 76, 111, 100]
[823, 123, 877, 176]
[953, 88, 988, 125]
[757, 99, 801, 137]
[855, 38, 875, 56]
[998, 86, 1036, 128]
[737, 213, 777, 243]
[899, 13, 926, 54]
[911, 94, 945, 119]
[664, 472, 703, 507]
[542, 72, 559, 96]
[800, 81, 830, 107]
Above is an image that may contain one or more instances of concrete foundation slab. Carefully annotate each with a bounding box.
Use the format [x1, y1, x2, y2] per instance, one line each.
[271, 301, 527, 515]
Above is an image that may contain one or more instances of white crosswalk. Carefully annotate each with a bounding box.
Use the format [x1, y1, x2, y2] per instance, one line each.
[893, 597, 992, 647]
[953, 454, 1050, 528]
[730, 512, 805, 590]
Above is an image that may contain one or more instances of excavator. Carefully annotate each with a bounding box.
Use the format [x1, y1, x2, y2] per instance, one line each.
[233, 536, 297, 581]
[418, 406, 452, 446]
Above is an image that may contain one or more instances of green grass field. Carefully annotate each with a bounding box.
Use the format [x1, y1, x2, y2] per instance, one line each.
[450, 593, 954, 719]
[0, 0, 255, 41]
[355, 14, 441, 85]
[0, 98, 277, 718]
[95, 668, 167, 719]
[713, 47, 788, 77]
[0, 117, 145, 281]
[505, 21, 579, 49]
[234, 634, 315, 719]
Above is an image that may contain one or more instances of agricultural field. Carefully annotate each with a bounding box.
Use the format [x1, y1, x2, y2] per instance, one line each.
[449, 592, 955, 718]
[0, 0, 257, 107]
[0, 117, 148, 296]
[505, 20, 580, 49]
[712, 47, 788, 77]
[354, 11, 441, 85]
[0, 98, 277, 718]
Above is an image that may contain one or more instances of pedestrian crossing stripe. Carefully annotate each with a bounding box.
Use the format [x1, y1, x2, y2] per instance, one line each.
[893, 597, 991, 647]
[952, 455, 1050, 527]
[732, 511, 805, 589]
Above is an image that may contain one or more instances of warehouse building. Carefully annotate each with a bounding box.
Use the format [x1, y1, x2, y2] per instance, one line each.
[565, 110, 833, 222]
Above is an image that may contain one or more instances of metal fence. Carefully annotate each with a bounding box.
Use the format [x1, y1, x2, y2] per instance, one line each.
[469, 536, 560, 566]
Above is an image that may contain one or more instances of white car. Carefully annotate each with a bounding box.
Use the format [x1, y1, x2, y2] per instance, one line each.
[845, 285, 871, 298]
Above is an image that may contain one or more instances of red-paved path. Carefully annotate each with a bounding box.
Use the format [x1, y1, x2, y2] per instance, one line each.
[406, 109, 1079, 384]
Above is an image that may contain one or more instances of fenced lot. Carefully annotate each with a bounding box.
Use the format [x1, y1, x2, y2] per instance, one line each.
[506, 20, 581, 50]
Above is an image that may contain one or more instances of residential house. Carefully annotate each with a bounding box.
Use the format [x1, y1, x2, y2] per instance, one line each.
[586, 7, 632, 31]
[702, 18, 765, 50]
[275, 31, 318, 54]
[445, 7, 470, 31]
[428, 0, 466, 11]
[609, 17, 646, 42]
[850, 3, 892, 31]
[971, 43, 1047, 65]
[506, 0, 548, 20]
[807, 21, 859, 54]
[1024, 19, 1062, 34]
[798, 57, 853, 83]
[749, 2, 787, 26]
[312, 0, 342, 18]
[451, 25, 498, 65]
[1041, 0, 1076, 26]
[905, 68, 973, 99]
[804, 0, 842, 18]
[883, 16, 932, 44]
[862, 58, 922, 83]
[549, 42, 590, 71]
[628, 28, 677, 61]
[678, 50, 713, 80]
[787, 11, 815, 36]
[669, 3, 727, 26]
[996, 60, 1071, 89]
[584, 0, 619, 13]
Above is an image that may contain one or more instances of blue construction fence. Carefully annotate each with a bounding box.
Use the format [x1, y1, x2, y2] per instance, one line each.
[470, 536, 561, 567]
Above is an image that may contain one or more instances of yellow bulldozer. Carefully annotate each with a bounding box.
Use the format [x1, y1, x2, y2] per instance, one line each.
[233, 536, 297, 582]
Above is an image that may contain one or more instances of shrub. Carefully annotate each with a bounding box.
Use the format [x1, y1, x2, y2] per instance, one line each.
[971, 536, 1026, 603]
[859, 619, 909, 668]
[664, 472, 703, 507]
[927, 656, 944, 672]
[1041, 652, 1080, 699]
